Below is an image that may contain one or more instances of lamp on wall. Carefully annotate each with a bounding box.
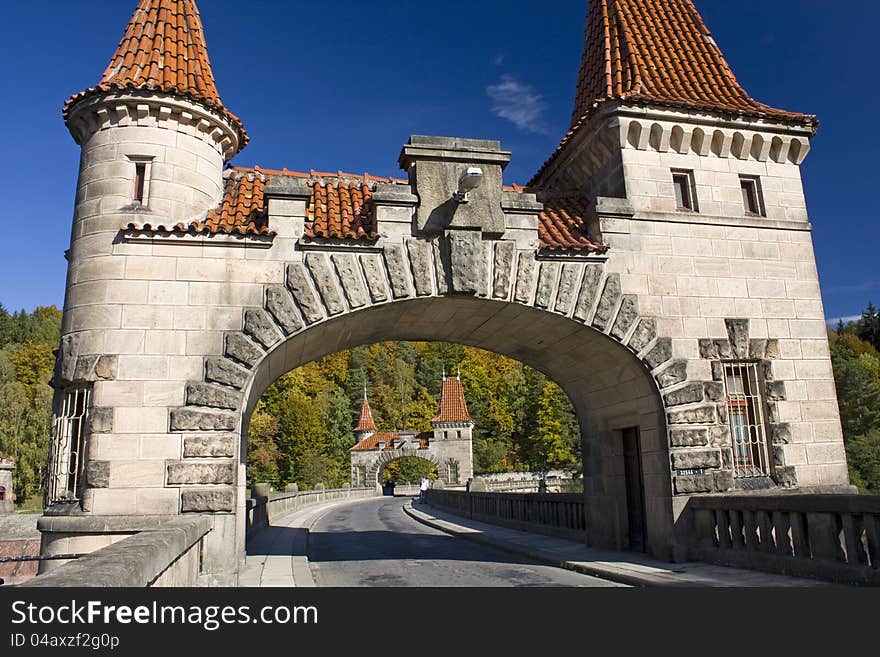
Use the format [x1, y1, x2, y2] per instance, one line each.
[452, 167, 484, 203]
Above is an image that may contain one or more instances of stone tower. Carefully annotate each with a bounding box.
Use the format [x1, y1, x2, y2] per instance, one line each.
[430, 373, 474, 485]
[53, 0, 246, 513]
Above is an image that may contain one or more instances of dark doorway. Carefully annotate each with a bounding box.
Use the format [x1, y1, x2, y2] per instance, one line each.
[622, 427, 647, 552]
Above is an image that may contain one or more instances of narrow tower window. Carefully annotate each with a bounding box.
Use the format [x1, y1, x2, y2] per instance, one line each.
[740, 176, 764, 216]
[672, 170, 697, 212]
[134, 162, 147, 204]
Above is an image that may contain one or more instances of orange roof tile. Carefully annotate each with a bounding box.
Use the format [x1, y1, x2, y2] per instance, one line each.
[307, 178, 378, 241]
[432, 377, 472, 424]
[536, 191, 609, 253]
[354, 398, 378, 432]
[532, 0, 815, 184]
[351, 431, 431, 452]
[64, 0, 247, 150]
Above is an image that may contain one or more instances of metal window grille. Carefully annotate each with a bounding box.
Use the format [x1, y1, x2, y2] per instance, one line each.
[722, 362, 770, 478]
[46, 387, 91, 503]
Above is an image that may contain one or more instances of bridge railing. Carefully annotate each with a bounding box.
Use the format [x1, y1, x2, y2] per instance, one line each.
[426, 489, 585, 541]
[21, 517, 211, 588]
[247, 486, 378, 537]
[686, 494, 880, 585]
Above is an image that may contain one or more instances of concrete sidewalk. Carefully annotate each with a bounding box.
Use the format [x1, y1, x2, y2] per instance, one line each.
[404, 501, 828, 587]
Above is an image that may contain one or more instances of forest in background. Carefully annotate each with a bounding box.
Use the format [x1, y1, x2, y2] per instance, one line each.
[247, 341, 581, 489]
[832, 304, 880, 492]
[0, 305, 62, 506]
[1, 301, 879, 504]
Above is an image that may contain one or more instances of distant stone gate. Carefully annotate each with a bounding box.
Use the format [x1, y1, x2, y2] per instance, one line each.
[350, 375, 474, 488]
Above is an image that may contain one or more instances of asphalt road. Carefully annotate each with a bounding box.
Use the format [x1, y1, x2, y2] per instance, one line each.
[307, 496, 623, 587]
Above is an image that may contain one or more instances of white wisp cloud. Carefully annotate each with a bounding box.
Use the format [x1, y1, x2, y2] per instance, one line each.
[486, 74, 548, 134]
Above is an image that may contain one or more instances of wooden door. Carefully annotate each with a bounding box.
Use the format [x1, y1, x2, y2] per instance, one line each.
[622, 427, 647, 552]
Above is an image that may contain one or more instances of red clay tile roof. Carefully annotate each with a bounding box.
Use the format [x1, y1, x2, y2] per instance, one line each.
[432, 377, 472, 424]
[123, 167, 606, 252]
[307, 177, 377, 241]
[351, 431, 431, 452]
[532, 0, 815, 185]
[536, 192, 608, 253]
[354, 398, 378, 432]
[64, 0, 247, 150]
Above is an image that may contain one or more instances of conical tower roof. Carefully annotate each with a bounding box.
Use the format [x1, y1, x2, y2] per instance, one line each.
[64, 0, 247, 149]
[354, 396, 378, 433]
[569, 0, 811, 128]
[432, 375, 472, 424]
[533, 0, 814, 184]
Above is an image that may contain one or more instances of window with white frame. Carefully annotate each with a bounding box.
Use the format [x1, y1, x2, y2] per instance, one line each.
[672, 170, 698, 212]
[47, 387, 92, 503]
[722, 362, 770, 478]
[739, 175, 765, 217]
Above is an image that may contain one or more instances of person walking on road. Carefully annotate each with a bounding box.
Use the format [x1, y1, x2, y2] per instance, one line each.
[419, 477, 429, 504]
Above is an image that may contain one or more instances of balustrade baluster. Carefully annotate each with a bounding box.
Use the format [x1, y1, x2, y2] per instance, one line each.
[841, 514, 868, 565]
[772, 511, 792, 557]
[716, 510, 732, 549]
[806, 512, 845, 562]
[757, 510, 776, 553]
[729, 510, 745, 549]
[863, 514, 880, 569]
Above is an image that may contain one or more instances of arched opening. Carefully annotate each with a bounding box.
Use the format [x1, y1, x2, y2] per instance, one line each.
[247, 340, 583, 493]
[236, 296, 671, 561]
[626, 121, 643, 149]
[648, 123, 664, 151]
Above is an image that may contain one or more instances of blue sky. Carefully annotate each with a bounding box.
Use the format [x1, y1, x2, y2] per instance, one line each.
[0, 0, 876, 322]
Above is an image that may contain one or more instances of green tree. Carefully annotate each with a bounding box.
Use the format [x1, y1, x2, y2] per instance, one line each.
[382, 457, 437, 484]
[246, 410, 281, 487]
[845, 431, 880, 493]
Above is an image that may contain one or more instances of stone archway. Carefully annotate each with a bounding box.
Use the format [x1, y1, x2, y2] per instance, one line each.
[165, 232, 701, 573]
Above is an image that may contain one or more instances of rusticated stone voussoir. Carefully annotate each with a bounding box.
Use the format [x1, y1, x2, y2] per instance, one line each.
[185, 383, 241, 411]
[205, 357, 249, 389]
[225, 333, 263, 369]
[181, 488, 235, 512]
[167, 461, 236, 485]
[265, 285, 304, 335]
[244, 308, 282, 349]
[183, 434, 237, 458]
[170, 408, 237, 432]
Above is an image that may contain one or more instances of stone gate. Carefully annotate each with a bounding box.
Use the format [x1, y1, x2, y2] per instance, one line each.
[350, 374, 475, 489]
[44, 0, 848, 584]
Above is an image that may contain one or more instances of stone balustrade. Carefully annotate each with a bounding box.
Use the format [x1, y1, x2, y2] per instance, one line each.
[426, 489, 586, 541]
[685, 494, 880, 585]
[246, 486, 378, 537]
